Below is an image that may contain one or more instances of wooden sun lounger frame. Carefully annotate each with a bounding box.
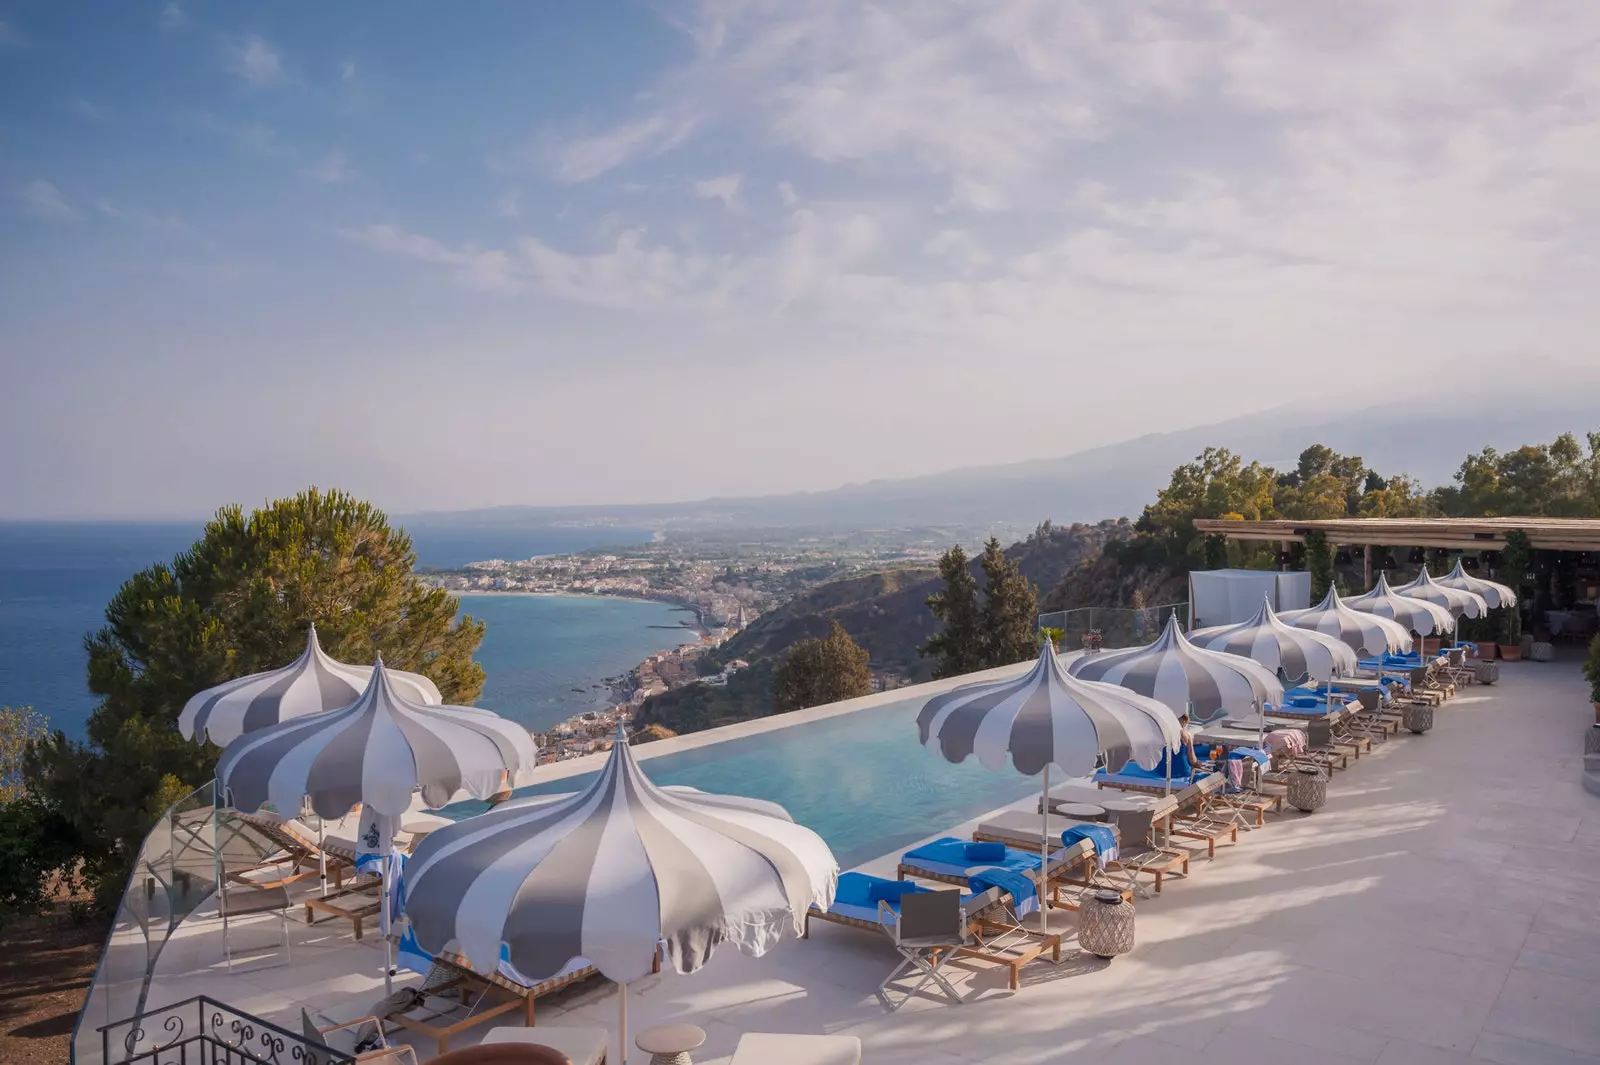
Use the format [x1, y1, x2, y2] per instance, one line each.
[390, 951, 609, 1054]
[303, 876, 384, 939]
[801, 892, 1062, 992]
[237, 813, 357, 891]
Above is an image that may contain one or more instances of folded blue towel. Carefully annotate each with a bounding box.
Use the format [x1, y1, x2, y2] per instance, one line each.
[1110, 746, 1191, 780]
[964, 841, 1006, 862]
[1289, 695, 1320, 708]
[967, 865, 1036, 904]
[867, 879, 928, 905]
[1228, 747, 1270, 766]
[902, 837, 976, 866]
[1061, 824, 1118, 869]
[833, 872, 925, 911]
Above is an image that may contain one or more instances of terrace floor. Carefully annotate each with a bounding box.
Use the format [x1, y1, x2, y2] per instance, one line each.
[141, 659, 1600, 1065]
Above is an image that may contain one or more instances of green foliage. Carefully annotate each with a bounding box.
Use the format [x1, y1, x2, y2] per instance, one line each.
[1583, 635, 1600, 704]
[1, 705, 46, 804]
[773, 621, 873, 713]
[977, 537, 1039, 669]
[1039, 627, 1065, 651]
[0, 791, 80, 932]
[923, 546, 985, 679]
[1303, 531, 1333, 601]
[1433, 432, 1600, 517]
[24, 487, 487, 909]
[1496, 529, 1532, 645]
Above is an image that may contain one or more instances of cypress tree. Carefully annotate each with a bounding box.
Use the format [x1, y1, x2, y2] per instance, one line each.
[922, 545, 984, 679]
[977, 537, 1039, 668]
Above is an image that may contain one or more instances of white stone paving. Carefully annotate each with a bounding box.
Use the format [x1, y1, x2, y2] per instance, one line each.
[143, 658, 1600, 1065]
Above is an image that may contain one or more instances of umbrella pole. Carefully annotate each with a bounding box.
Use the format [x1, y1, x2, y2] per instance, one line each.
[317, 821, 328, 899]
[619, 980, 629, 1065]
[382, 872, 393, 995]
[1038, 765, 1050, 933]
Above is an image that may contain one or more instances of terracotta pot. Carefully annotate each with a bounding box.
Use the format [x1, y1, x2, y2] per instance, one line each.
[1422, 637, 1441, 654]
[1499, 643, 1522, 661]
[1478, 643, 1497, 660]
[1593, 702, 1600, 725]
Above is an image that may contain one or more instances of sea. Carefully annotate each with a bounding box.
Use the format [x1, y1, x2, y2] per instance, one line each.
[0, 521, 682, 739]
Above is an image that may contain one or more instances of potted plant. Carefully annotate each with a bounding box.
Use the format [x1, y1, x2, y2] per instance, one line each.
[1497, 530, 1530, 660]
[1584, 634, 1600, 724]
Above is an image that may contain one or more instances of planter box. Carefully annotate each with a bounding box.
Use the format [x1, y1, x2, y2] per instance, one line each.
[1499, 643, 1523, 661]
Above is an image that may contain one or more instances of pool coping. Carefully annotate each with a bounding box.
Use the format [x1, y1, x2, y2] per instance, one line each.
[520, 653, 1073, 787]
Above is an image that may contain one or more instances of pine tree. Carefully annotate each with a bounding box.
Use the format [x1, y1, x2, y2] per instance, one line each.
[922, 546, 984, 679]
[773, 622, 873, 712]
[977, 537, 1039, 668]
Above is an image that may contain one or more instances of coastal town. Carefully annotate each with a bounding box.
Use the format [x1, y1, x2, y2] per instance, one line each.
[416, 527, 1021, 762]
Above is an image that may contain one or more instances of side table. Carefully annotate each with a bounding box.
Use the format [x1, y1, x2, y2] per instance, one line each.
[1401, 703, 1434, 735]
[1077, 889, 1135, 959]
[1287, 766, 1327, 813]
[636, 1023, 706, 1065]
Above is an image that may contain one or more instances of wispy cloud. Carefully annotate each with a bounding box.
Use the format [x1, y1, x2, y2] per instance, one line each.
[158, 2, 186, 30]
[95, 197, 191, 234]
[18, 180, 78, 220]
[222, 33, 284, 87]
[341, 60, 358, 83]
[68, 97, 107, 122]
[692, 172, 743, 212]
[549, 115, 698, 183]
[188, 112, 295, 159]
[302, 150, 356, 184]
[496, 190, 523, 220]
[339, 224, 520, 291]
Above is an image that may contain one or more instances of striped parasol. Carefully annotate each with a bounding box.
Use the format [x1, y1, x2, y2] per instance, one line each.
[915, 640, 1180, 897]
[403, 730, 836, 1064]
[1067, 613, 1284, 723]
[1435, 560, 1518, 609]
[1279, 586, 1414, 656]
[179, 625, 442, 747]
[216, 657, 535, 820]
[1343, 574, 1456, 638]
[1392, 568, 1489, 619]
[1190, 596, 1359, 681]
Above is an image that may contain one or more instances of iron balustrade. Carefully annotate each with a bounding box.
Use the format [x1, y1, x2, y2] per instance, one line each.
[99, 995, 354, 1065]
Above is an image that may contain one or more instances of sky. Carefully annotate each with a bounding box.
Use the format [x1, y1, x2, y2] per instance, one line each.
[2, 1, 1599, 519]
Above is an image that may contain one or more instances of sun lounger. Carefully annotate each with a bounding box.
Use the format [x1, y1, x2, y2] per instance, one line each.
[389, 951, 602, 1054]
[898, 835, 1101, 909]
[303, 876, 384, 939]
[1097, 806, 1189, 898]
[728, 1033, 861, 1065]
[301, 1007, 417, 1065]
[803, 871, 1061, 995]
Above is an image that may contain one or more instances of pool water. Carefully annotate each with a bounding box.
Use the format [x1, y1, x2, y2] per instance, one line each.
[449, 699, 1042, 869]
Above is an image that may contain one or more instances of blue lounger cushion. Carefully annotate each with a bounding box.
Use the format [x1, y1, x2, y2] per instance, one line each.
[967, 866, 1036, 905]
[1061, 824, 1118, 869]
[868, 879, 926, 904]
[964, 841, 1006, 861]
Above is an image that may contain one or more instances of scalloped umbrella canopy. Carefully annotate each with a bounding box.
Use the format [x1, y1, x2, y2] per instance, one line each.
[916, 640, 1182, 777]
[179, 625, 442, 747]
[1191, 596, 1359, 680]
[402, 730, 838, 1065]
[1344, 574, 1456, 637]
[1393, 568, 1489, 619]
[1067, 613, 1283, 723]
[1435, 561, 1518, 610]
[1279, 586, 1414, 656]
[216, 657, 536, 819]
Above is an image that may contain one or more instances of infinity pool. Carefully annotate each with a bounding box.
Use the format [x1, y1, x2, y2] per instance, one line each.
[451, 699, 1041, 868]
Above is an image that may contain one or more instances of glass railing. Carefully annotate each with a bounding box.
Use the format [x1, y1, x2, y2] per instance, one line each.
[1037, 602, 1188, 651]
[71, 782, 280, 1065]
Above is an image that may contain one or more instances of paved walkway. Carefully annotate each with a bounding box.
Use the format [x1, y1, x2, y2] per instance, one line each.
[149, 659, 1600, 1065]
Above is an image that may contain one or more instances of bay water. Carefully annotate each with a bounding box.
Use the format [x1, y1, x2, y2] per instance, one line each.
[0, 521, 670, 738]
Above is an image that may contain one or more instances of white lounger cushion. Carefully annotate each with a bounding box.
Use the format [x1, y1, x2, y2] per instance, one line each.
[730, 1033, 862, 1065]
[483, 1025, 609, 1065]
[1045, 782, 1174, 812]
[976, 808, 1126, 849]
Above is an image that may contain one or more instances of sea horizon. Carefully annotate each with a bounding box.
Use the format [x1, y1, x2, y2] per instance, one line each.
[0, 521, 668, 738]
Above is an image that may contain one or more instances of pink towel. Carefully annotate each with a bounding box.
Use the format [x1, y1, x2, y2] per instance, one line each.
[1227, 759, 1244, 790]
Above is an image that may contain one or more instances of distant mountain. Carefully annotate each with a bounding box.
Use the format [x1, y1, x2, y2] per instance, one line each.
[410, 382, 1600, 531]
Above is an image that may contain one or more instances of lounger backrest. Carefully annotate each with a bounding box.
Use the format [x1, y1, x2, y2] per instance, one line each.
[898, 888, 963, 942]
[1357, 689, 1379, 712]
[1107, 807, 1154, 849]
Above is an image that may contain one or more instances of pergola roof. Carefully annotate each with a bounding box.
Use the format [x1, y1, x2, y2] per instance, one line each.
[1191, 517, 1600, 552]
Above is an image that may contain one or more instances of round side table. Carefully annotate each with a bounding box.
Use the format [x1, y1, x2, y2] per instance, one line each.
[1077, 889, 1135, 959]
[1584, 724, 1600, 756]
[1055, 802, 1107, 822]
[636, 1023, 706, 1065]
[1402, 703, 1434, 735]
[1287, 766, 1327, 813]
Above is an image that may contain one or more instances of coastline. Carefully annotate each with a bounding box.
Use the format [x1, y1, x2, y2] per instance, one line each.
[450, 589, 717, 747]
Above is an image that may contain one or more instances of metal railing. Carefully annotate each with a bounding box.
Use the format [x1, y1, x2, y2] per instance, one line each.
[1037, 603, 1188, 651]
[99, 995, 353, 1065]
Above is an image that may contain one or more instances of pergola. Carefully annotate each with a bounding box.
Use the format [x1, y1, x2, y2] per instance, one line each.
[1192, 516, 1600, 587]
